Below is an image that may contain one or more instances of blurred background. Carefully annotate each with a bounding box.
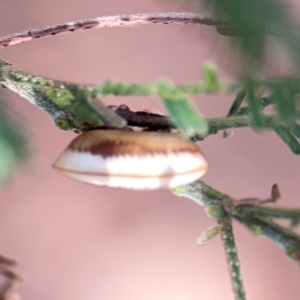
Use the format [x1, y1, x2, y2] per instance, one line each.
[0, 0, 300, 299]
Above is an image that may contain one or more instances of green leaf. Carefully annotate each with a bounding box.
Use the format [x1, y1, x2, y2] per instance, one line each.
[246, 81, 263, 129]
[0, 97, 30, 185]
[271, 81, 297, 126]
[274, 125, 300, 155]
[0, 137, 16, 184]
[86, 97, 126, 128]
[236, 95, 274, 116]
[202, 63, 219, 92]
[63, 84, 107, 127]
[227, 89, 246, 116]
[197, 225, 221, 245]
[292, 122, 300, 139]
[157, 80, 208, 138]
[201, 0, 290, 72]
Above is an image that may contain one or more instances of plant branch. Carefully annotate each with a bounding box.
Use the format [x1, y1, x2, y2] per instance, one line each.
[1, 50, 299, 152]
[173, 181, 247, 300]
[0, 12, 225, 49]
[172, 181, 300, 263]
[0, 60, 126, 131]
[233, 215, 300, 261]
[233, 204, 300, 227]
[220, 214, 247, 300]
[91, 80, 227, 97]
[112, 104, 282, 135]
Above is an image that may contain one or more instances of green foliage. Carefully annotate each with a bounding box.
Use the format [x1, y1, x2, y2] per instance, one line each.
[201, 63, 220, 92]
[95, 80, 156, 96]
[245, 80, 264, 129]
[274, 125, 300, 154]
[0, 98, 29, 184]
[54, 117, 73, 130]
[175, 180, 300, 265]
[157, 80, 208, 138]
[67, 85, 126, 128]
[202, 0, 292, 70]
[226, 89, 246, 116]
[0, 60, 124, 131]
[197, 225, 221, 245]
[177, 0, 300, 140]
[205, 203, 223, 219]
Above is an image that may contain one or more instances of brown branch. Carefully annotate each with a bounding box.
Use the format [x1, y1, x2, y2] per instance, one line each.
[108, 104, 270, 136]
[0, 12, 225, 49]
[109, 105, 173, 130]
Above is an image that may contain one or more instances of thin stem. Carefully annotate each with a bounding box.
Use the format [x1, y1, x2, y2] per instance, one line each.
[92, 81, 228, 97]
[220, 214, 247, 300]
[226, 90, 246, 116]
[0, 12, 225, 49]
[173, 180, 300, 261]
[233, 215, 300, 253]
[172, 180, 227, 206]
[112, 105, 282, 134]
[236, 95, 274, 116]
[234, 204, 300, 221]
[207, 114, 280, 134]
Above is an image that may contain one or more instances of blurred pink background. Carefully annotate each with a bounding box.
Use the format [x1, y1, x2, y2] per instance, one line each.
[0, 0, 300, 299]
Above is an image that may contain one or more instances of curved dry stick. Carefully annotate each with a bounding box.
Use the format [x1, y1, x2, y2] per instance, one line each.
[0, 12, 225, 49]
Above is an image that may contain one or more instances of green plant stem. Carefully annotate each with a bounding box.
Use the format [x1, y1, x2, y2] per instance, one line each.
[274, 125, 300, 154]
[220, 214, 247, 300]
[236, 95, 274, 116]
[172, 180, 300, 263]
[227, 90, 246, 116]
[110, 105, 281, 135]
[207, 114, 279, 134]
[173, 181, 247, 300]
[92, 81, 228, 97]
[208, 115, 300, 154]
[234, 203, 300, 221]
[0, 60, 125, 131]
[172, 180, 224, 206]
[1, 57, 300, 155]
[232, 215, 300, 254]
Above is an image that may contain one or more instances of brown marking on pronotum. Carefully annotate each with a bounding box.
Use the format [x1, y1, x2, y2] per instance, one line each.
[67, 130, 203, 157]
[74, 144, 197, 158]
